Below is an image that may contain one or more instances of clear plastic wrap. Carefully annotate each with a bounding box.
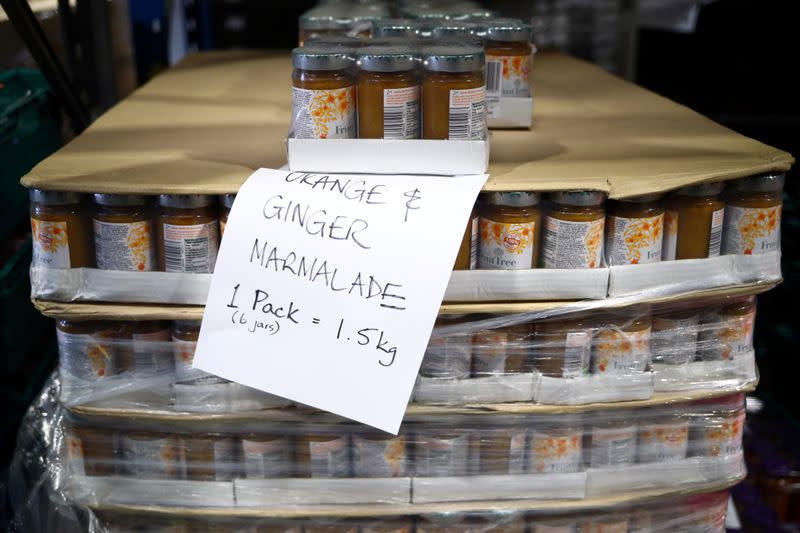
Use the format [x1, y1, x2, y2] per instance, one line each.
[56, 294, 758, 411]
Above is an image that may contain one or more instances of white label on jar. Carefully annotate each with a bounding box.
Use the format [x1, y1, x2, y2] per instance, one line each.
[132, 329, 171, 377]
[636, 421, 689, 462]
[448, 87, 486, 140]
[692, 412, 745, 457]
[66, 434, 86, 476]
[469, 216, 479, 270]
[242, 437, 292, 478]
[290, 86, 357, 139]
[471, 331, 509, 375]
[57, 330, 114, 380]
[604, 213, 663, 266]
[487, 55, 530, 98]
[213, 437, 237, 481]
[719, 310, 755, 360]
[708, 207, 725, 257]
[662, 210, 678, 261]
[652, 315, 698, 364]
[421, 335, 471, 379]
[383, 86, 420, 140]
[93, 219, 155, 271]
[172, 337, 197, 380]
[478, 218, 536, 270]
[722, 204, 781, 255]
[162, 222, 219, 273]
[309, 436, 350, 478]
[592, 327, 649, 375]
[590, 425, 637, 467]
[120, 435, 182, 479]
[31, 219, 71, 268]
[530, 430, 582, 473]
[416, 433, 470, 476]
[542, 217, 604, 269]
[353, 435, 407, 477]
[563, 330, 592, 378]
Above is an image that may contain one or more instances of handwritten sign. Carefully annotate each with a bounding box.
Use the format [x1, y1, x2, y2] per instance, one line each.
[193, 168, 487, 433]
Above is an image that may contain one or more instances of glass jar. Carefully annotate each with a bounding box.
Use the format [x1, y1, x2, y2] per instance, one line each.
[119, 431, 182, 479]
[356, 46, 420, 140]
[412, 430, 471, 477]
[171, 319, 223, 385]
[119, 320, 172, 377]
[471, 320, 531, 376]
[92, 194, 156, 272]
[636, 409, 689, 463]
[421, 314, 473, 379]
[453, 208, 478, 270]
[351, 432, 408, 477]
[651, 309, 699, 365]
[56, 319, 116, 381]
[663, 182, 725, 260]
[588, 411, 637, 468]
[475, 427, 527, 474]
[483, 19, 533, 100]
[182, 434, 237, 481]
[478, 192, 541, 269]
[604, 193, 664, 266]
[541, 191, 605, 269]
[699, 297, 756, 361]
[529, 416, 583, 474]
[29, 189, 93, 268]
[219, 193, 235, 238]
[533, 317, 592, 378]
[66, 424, 117, 476]
[298, 15, 350, 47]
[294, 434, 351, 478]
[240, 433, 293, 479]
[722, 173, 784, 255]
[591, 312, 651, 375]
[689, 394, 745, 458]
[421, 45, 486, 140]
[291, 47, 356, 139]
[157, 195, 219, 273]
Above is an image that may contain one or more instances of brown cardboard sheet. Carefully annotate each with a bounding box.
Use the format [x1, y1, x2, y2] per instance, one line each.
[21, 51, 792, 198]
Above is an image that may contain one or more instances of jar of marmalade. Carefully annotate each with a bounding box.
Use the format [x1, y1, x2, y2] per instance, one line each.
[157, 195, 219, 273]
[291, 47, 356, 139]
[471, 320, 531, 375]
[699, 297, 756, 361]
[453, 208, 478, 270]
[591, 312, 651, 375]
[541, 191, 606, 269]
[219, 193, 235, 238]
[651, 309, 699, 365]
[56, 319, 116, 381]
[533, 316, 592, 378]
[421, 45, 486, 140]
[483, 19, 533, 103]
[295, 434, 351, 478]
[356, 46, 420, 140]
[122, 320, 172, 377]
[475, 428, 527, 474]
[478, 192, 541, 269]
[604, 193, 664, 266]
[663, 182, 725, 260]
[722, 173, 784, 255]
[29, 189, 93, 268]
[92, 194, 156, 272]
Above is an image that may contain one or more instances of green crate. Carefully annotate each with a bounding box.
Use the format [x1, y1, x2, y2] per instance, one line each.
[0, 68, 62, 241]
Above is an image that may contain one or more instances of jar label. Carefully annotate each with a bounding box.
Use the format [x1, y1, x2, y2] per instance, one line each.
[721, 204, 781, 255]
[708, 207, 725, 257]
[242, 437, 292, 478]
[590, 425, 637, 467]
[290, 86, 357, 139]
[592, 327, 650, 375]
[478, 219, 536, 270]
[58, 330, 115, 380]
[469, 216, 479, 270]
[416, 434, 470, 476]
[563, 330, 592, 378]
[542, 217, 604, 269]
[353, 435, 407, 477]
[662, 210, 678, 260]
[530, 430, 582, 473]
[486, 54, 531, 118]
[652, 315, 698, 364]
[692, 412, 744, 457]
[605, 213, 663, 265]
[383, 86, 420, 140]
[31, 218, 71, 268]
[309, 436, 351, 477]
[421, 335, 471, 379]
[472, 331, 509, 375]
[66, 434, 86, 476]
[636, 421, 689, 462]
[162, 221, 219, 273]
[93, 219, 155, 271]
[131, 329, 171, 377]
[448, 87, 486, 140]
[120, 434, 182, 479]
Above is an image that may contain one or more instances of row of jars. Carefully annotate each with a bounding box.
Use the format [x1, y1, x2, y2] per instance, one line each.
[457, 174, 783, 270]
[96, 490, 729, 532]
[65, 396, 743, 481]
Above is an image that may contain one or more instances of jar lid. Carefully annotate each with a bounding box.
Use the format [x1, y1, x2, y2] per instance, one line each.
[725, 172, 785, 193]
[616, 192, 663, 204]
[357, 46, 418, 72]
[484, 18, 532, 42]
[676, 181, 724, 196]
[292, 46, 353, 71]
[93, 193, 148, 207]
[158, 194, 214, 208]
[299, 14, 350, 31]
[221, 193, 236, 208]
[430, 22, 481, 40]
[488, 191, 539, 207]
[372, 19, 420, 38]
[303, 35, 364, 49]
[29, 189, 82, 205]
[422, 45, 485, 72]
[550, 190, 605, 206]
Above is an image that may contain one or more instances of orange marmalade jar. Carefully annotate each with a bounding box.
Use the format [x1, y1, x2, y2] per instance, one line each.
[157, 195, 219, 273]
[722, 173, 784, 255]
[29, 189, 93, 268]
[604, 193, 664, 266]
[453, 208, 479, 270]
[356, 46, 420, 140]
[291, 47, 356, 139]
[483, 19, 533, 101]
[663, 182, 725, 260]
[541, 191, 606, 269]
[421, 45, 486, 140]
[478, 192, 541, 269]
[93, 194, 156, 272]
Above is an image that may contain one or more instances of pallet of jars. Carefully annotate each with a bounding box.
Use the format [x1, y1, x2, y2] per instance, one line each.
[26, 173, 784, 306]
[88, 490, 732, 533]
[57, 390, 745, 508]
[53, 292, 760, 412]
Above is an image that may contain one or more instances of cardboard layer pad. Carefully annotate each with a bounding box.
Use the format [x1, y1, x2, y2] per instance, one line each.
[21, 51, 791, 196]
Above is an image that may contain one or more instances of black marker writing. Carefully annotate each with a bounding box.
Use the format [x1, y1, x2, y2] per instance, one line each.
[403, 188, 422, 222]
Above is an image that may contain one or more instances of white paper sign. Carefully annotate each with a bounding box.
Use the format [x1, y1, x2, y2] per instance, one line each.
[193, 168, 487, 433]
